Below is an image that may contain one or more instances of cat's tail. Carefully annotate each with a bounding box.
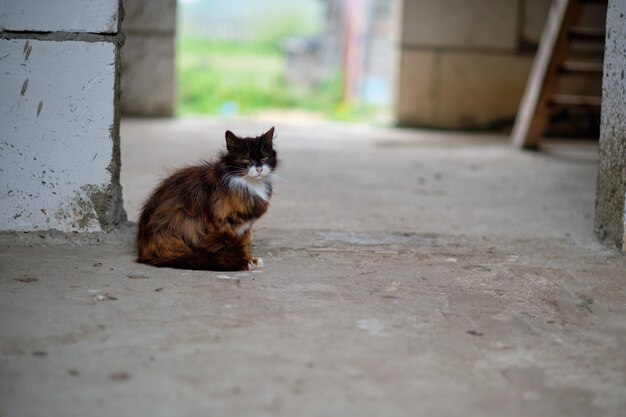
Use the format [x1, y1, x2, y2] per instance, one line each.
[136, 232, 194, 267]
[137, 232, 250, 271]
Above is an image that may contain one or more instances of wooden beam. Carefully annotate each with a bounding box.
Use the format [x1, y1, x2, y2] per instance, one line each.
[511, 0, 584, 148]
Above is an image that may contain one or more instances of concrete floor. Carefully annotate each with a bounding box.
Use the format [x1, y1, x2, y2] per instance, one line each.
[1, 118, 625, 417]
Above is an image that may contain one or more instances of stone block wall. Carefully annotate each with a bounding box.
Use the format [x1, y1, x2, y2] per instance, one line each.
[120, 0, 176, 117]
[0, 0, 120, 33]
[594, 0, 626, 252]
[0, 0, 125, 232]
[393, 0, 605, 129]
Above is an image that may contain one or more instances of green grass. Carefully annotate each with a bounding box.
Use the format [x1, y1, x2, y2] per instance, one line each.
[176, 38, 369, 120]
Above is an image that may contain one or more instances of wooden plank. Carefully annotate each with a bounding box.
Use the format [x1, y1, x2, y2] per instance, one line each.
[559, 61, 603, 75]
[549, 94, 602, 107]
[568, 27, 606, 41]
[512, 0, 584, 148]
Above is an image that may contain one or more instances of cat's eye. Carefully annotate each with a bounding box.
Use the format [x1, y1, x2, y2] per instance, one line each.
[261, 157, 268, 163]
[241, 158, 252, 164]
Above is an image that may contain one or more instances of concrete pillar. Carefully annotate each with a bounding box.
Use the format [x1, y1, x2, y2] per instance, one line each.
[0, 0, 125, 233]
[120, 0, 176, 117]
[594, 0, 626, 252]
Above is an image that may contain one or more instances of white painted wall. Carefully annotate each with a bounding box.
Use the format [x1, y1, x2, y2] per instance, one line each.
[0, 0, 119, 33]
[0, 39, 117, 232]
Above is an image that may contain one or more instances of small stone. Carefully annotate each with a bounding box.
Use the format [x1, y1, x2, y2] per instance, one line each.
[15, 276, 38, 283]
[127, 274, 149, 280]
[95, 293, 117, 301]
[108, 371, 130, 381]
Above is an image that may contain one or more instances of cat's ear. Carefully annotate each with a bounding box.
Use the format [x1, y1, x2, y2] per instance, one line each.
[263, 126, 275, 145]
[225, 130, 240, 151]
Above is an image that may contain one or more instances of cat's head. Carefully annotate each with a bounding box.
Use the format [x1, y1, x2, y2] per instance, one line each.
[222, 127, 278, 181]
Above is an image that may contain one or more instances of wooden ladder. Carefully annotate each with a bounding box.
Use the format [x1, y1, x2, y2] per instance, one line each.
[511, 0, 605, 149]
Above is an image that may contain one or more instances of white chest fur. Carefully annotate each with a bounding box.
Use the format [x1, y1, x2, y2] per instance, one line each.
[236, 221, 253, 236]
[228, 176, 271, 201]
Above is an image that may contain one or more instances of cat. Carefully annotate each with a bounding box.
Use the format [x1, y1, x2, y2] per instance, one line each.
[136, 127, 278, 271]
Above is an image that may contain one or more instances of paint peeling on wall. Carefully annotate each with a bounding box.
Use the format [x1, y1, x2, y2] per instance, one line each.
[48, 185, 120, 231]
[53, 191, 98, 230]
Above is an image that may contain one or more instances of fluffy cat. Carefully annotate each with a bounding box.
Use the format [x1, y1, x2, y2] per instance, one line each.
[136, 127, 278, 271]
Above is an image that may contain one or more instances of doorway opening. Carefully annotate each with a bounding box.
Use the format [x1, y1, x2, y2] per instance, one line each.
[176, 0, 394, 124]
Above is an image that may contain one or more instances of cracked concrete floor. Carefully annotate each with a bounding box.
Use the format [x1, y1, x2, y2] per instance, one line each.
[1, 118, 625, 417]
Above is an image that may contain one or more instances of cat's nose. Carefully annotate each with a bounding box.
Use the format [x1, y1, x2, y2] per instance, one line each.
[256, 167, 263, 174]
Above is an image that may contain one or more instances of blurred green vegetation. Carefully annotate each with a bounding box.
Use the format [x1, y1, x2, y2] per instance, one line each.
[175, 0, 384, 121]
[176, 38, 371, 121]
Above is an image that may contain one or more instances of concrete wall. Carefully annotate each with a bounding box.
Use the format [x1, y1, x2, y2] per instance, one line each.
[393, 0, 604, 129]
[594, 0, 626, 252]
[120, 0, 176, 117]
[0, 0, 125, 233]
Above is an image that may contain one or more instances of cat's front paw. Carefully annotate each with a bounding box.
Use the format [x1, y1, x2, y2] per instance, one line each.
[247, 257, 264, 270]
